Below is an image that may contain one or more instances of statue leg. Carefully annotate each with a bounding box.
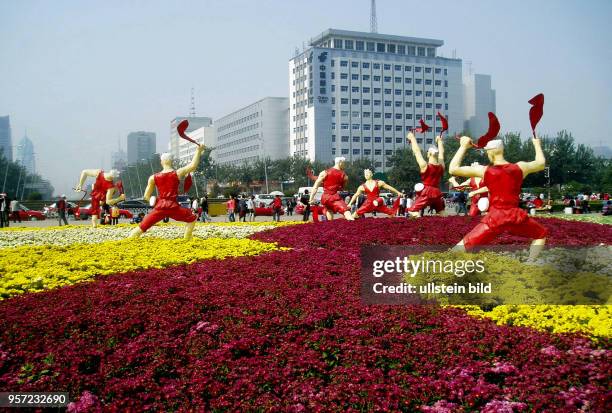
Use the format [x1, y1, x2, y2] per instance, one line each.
[325, 210, 333, 221]
[184, 220, 196, 240]
[129, 227, 144, 238]
[452, 240, 466, 253]
[343, 211, 354, 221]
[91, 215, 99, 228]
[528, 238, 546, 261]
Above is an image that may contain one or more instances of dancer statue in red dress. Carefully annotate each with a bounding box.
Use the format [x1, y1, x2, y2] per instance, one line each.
[406, 132, 446, 217]
[348, 169, 404, 218]
[449, 136, 548, 259]
[449, 162, 489, 216]
[309, 156, 354, 221]
[75, 169, 125, 228]
[129, 145, 205, 239]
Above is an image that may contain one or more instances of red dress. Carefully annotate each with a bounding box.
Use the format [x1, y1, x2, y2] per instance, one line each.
[139, 171, 196, 232]
[468, 177, 487, 217]
[90, 171, 115, 214]
[320, 167, 349, 214]
[408, 163, 445, 213]
[463, 163, 548, 249]
[356, 180, 396, 216]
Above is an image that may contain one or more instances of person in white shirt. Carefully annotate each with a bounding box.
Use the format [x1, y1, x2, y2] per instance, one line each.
[10, 198, 21, 223]
[246, 196, 255, 221]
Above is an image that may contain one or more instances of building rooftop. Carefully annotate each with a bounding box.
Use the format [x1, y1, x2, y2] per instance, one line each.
[310, 28, 444, 48]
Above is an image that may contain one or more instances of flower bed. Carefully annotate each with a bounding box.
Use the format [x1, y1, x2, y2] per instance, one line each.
[0, 237, 282, 299]
[0, 222, 301, 248]
[542, 214, 612, 225]
[0, 217, 610, 411]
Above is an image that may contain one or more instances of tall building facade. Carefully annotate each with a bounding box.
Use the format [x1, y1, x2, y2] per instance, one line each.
[215, 97, 289, 166]
[169, 117, 212, 160]
[289, 29, 463, 169]
[0, 116, 12, 161]
[127, 131, 156, 165]
[15, 134, 35, 173]
[111, 147, 127, 171]
[463, 73, 496, 137]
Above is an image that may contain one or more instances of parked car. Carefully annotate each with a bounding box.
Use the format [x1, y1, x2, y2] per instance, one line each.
[44, 201, 79, 218]
[76, 203, 133, 220]
[117, 200, 152, 216]
[254, 205, 285, 217]
[18, 204, 46, 221]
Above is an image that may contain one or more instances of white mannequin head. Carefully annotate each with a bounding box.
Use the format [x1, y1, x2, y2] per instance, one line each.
[334, 156, 346, 170]
[160, 152, 173, 168]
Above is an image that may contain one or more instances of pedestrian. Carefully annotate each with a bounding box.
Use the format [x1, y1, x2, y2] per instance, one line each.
[286, 198, 294, 216]
[0, 193, 7, 228]
[200, 195, 211, 222]
[456, 191, 467, 215]
[57, 194, 69, 226]
[111, 204, 120, 225]
[10, 196, 21, 223]
[246, 195, 255, 221]
[300, 190, 310, 221]
[191, 197, 200, 218]
[238, 195, 248, 222]
[226, 196, 235, 222]
[272, 194, 283, 222]
[102, 202, 111, 225]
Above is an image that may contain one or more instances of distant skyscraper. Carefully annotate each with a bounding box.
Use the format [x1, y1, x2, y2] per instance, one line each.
[127, 131, 156, 165]
[15, 134, 35, 173]
[169, 117, 212, 160]
[463, 73, 496, 136]
[111, 141, 127, 171]
[0, 116, 12, 161]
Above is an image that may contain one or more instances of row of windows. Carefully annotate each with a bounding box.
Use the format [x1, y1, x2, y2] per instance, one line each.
[335, 98, 448, 107]
[332, 135, 436, 144]
[217, 112, 259, 133]
[334, 72, 446, 83]
[333, 107, 447, 117]
[218, 123, 260, 141]
[335, 87, 444, 97]
[219, 155, 259, 166]
[216, 133, 259, 150]
[324, 38, 436, 58]
[336, 61, 443, 74]
[217, 144, 260, 159]
[335, 79, 445, 87]
[333, 123, 441, 131]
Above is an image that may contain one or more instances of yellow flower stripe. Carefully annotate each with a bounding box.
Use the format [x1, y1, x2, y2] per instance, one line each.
[0, 237, 284, 300]
[463, 305, 611, 342]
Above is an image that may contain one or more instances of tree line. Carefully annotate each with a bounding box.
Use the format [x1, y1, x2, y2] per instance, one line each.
[0, 149, 53, 200]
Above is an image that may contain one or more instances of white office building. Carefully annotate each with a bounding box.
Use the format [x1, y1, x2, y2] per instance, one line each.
[169, 116, 213, 161]
[289, 29, 463, 169]
[127, 131, 156, 165]
[215, 97, 289, 165]
[463, 73, 496, 137]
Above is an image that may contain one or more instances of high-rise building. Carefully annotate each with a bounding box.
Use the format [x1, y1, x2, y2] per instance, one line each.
[214, 97, 289, 166]
[111, 142, 127, 171]
[15, 134, 35, 173]
[289, 29, 463, 169]
[463, 73, 496, 137]
[127, 131, 156, 165]
[0, 116, 12, 162]
[169, 117, 213, 160]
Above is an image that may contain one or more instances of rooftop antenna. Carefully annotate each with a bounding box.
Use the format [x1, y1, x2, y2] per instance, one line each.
[189, 88, 196, 117]
[370, 0, 378, 33]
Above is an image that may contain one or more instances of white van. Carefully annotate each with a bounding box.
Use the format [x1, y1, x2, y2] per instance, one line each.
[297, 187, 323, 203]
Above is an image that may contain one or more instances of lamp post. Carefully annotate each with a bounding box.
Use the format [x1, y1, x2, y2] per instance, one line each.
[134, 164, 143, 195]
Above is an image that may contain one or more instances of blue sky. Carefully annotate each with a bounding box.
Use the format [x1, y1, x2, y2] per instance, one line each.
[1, 0, 610, 195]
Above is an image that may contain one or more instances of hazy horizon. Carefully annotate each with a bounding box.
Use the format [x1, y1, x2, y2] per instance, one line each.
[1, 0, 610, 196]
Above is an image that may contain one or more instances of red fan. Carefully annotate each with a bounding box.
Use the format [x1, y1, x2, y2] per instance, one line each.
[183, 174, 193, 193]
[177, 120, 200, 146]
[306, 166, 317, 182]
[473, 112, 501, 149]
[413, 119, 430, 133]
[528, 93, 544, 138]
[437, 112, 448, 137]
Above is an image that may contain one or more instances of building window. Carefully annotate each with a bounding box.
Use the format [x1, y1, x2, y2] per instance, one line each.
[406, 114, 413, 119]
[394, 65, 401, 71]
[373, 87, 381, 93]
[394, 76, 402, 83]
[374, 112, 381, 118]
[341, 85, 348, 92]
[385, 137, 392, 143]
[352, 99, 360, 104]
[340, 60, 348, 67]
[384, 100, 392, 106]
[364, 149, 372, 155]
[385, 113, 392, 119]
[395, 125, 402, 131]
[383, 88, 391, 95]
[444, 68, 448, 76]
[353, 136, 360, 141]
[352, 86, 360, 93]
[435, 80, 441, 86]
[374, 100, 381, 106]
[425, 79, 432, 85]
[364, 136, 371, 142]
[363, 124, 371, 130]
[331, 97, 335, 104]
[395, 101, 402, 107]
[363, 111, 371, 117]
[415, 78, 422, 84]
[331, 85, 335, 92]
[386, 150, 393, 155]
[367, 42, 375, 51]
[435, 68, 441, 74]
[345, 40, 354, 50]
[405, 78, 412, 84]
[341, 73, 348, 79]
[444, 80, 448, 87]
[416, 102, 422, 108]
[374, 137, 382, 143]
[435, 103, 442, 109]
[426, 102, 432, 108]
[351, 61, 359, 68]
[341, 98, 349, 104]
[385, 125, 392, 131]
[425, 91, 432, 97]
[356, 40, 364, 50]
[363, 99, 371, 105]
[363, 74, 370, 81]
[331, 148, 336, 155]
[352, 111, 360, 117]
[341, 149, 349, 154]
[331, 135, 336, 142]
[331, 122, 336, 130]
[353, 149, 360, 155]
[320, 88, 326, 94]
[398, 45, 406, 54]
[352, 74, 359, 80]
[384, 76, 391, 82]
[417, 138, 423, 144]
[320, 72, 326, 78]
[394, 89, 402, 95]
[395, 138, 403, 144]
[405, 89, 412, 96]
[415, 66, 422, 73]
[374, 125, 382, 130]
[416, 114, 422, 120]
[331, 110, 336, 116]
[373, 63, 380, 69]
[445, 103, 449, 110]
[388, 44, 396, 53]
[334, 39, 343, 49]
[341, 135, 349, 142]
[341, 110, 349, 117]
[373, 75, 381, 82]
[331, 72, 335, 79]
[418, 47, 425, 56]
[384, 64, 391, 70]
[363, 87, 370, 93]
[407, 46, 416, 56]
[362, 62, 370, 69]
[395, 113, 402, 119]
[425, 67, 432, 74]
[375, 150, 382, 156]
[427, 47, 435, 57]
[377, 43, 385, 52]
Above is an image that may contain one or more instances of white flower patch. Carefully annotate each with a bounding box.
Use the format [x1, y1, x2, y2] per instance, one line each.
[0, 224, 278, 249]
